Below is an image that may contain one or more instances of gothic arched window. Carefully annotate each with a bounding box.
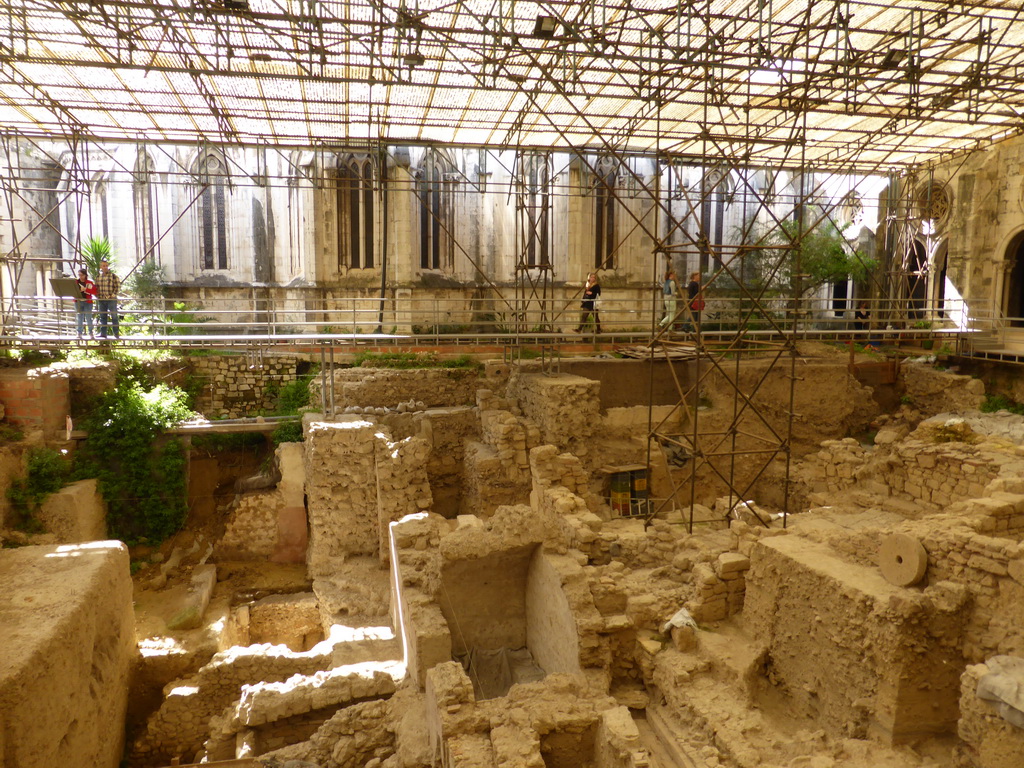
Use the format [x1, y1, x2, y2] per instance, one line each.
[521, 152, 551, 268]
[417, 150, 455, 271]
[134, 154, 159, 263]
[593, 156, 618, 270]
[194, 153, 228, 270]
[337, 154, 376, 269]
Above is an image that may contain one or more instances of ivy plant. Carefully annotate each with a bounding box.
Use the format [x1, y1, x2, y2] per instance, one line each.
[74, 378, 195, 545]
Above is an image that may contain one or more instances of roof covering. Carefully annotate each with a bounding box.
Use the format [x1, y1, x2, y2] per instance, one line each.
[3, 0, 1024, 171]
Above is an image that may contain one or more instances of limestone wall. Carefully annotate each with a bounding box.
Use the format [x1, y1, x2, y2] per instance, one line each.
[745, 535, 966, 744]
[423, 665, 643, 768]
[957, 661, 1024, 768]
[793, 495, 1024, 664]
[36, 478, 106, 542]
[305, 417, 432, 573]
[247, 593, 323, 651]
[380, 407, 478, 517]
[258, 698, 394, 768]
[129, 642, 337, 765]
[459, 390, 541, 516]
[188, 353, 302, 418]
[314, 367, 483, 410]
[798, 428, 1006, 515]
[203, 661, 403, 761]
[0, 542, 136, 768]
[902, 363, 985, 415]
[218, 489, 281, 560]
[506, 372, 601, 456]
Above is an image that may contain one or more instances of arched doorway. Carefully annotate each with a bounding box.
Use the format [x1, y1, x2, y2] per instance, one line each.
[907, 239, 927, 321]
[931, 240, 948, 319]
[1004, 231, 1024, 325]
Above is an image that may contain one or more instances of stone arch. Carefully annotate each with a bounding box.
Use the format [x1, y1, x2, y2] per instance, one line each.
[1001, 228, 1024, 324]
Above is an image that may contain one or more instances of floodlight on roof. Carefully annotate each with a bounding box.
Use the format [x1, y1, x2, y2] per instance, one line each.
[533, 15, 559, 39]
[404, 52, 426, 68]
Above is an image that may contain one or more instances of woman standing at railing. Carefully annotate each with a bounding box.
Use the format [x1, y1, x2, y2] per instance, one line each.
[75, 267, 97, 338]
[660, 269, 679, 330]
[575, 272, 602, 334]
[685, 271, 703, 332]
[854, 300, 870, 331]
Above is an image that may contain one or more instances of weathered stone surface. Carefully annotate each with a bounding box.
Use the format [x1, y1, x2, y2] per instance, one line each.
[0, 542, 136, 768]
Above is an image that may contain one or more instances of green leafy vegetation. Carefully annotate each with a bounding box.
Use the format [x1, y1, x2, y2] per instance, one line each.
[744, 219, 878, 294]
[980, 394, 1024, 416]
[0, 424, 24, 443]
[74, 377, 194, 545]
[6, 447, 70, 533]
[350, 351, 481, 370]
[270, 373, 315, 444]
[78, 235, 112, 277]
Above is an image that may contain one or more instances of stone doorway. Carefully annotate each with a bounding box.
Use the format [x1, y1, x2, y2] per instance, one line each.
[1003, 230, 1024, 325]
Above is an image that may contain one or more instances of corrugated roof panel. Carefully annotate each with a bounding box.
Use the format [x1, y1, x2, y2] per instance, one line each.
[1, 0, 1023, 168]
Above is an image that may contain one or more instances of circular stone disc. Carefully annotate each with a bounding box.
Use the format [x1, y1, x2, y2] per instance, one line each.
[879, 533, 928, 587]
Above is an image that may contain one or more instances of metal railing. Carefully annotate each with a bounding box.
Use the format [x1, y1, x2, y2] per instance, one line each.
[0, 292, 1001, 351]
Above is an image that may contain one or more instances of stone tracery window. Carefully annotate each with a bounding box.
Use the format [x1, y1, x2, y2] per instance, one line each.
[521, 152, 551, 268]
[134, 154, 159, 264]
[336, 154, 376, 270]
[194, 153, 229, 271]
[915, 181, 951, 230]
[593, 155, 618, 270]
[417, 149, 456, 271]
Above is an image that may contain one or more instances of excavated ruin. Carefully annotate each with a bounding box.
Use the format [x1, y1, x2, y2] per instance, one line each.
[2, 347, 1024, 768]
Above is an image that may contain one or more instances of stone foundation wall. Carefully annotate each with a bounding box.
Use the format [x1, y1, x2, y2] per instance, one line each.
[902, 363, 986, 415]
[315, 367, 483, 410]
[745, 535, 966, 744]
[188, 354, 302, 418]
[802, 495, 1024, 664]
[799, 433, 1002, 514]
[217, 489, 281, 560]
[129, 642, 337, 765]
[203, 661, 403, 761]
[507, 372, 601, 456]
[305, 417, 432, 573]
[957, 661, 1024, 768]
[0, 542, 136, 768]
[260, 698, 394, 768]
[247, 593, 323, 651]
[37, 478, 106, 542]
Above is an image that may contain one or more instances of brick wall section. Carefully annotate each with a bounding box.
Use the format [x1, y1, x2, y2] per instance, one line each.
[0, 367, 69, 435]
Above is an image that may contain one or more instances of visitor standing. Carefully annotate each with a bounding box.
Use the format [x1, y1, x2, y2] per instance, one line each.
[660, 269, 679, 329]
[854, 301, 870, 331]
[575, 272, 602, 333]
[685, 271, 704, 331]
[75, 267, 97, 338]
[96, 259, 121, 339]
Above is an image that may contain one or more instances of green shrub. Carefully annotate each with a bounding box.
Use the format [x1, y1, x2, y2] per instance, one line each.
[351, 351, 480, 370]
[271, 421, 304, 445]
[7, 447, 70, 532]
[74, 380, 194, 545]
[980, 394, 1024, 416]
[277, 375, 314, 413]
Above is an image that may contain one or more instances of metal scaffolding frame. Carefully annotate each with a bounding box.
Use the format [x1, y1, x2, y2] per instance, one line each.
[2, 0, 1024, 524]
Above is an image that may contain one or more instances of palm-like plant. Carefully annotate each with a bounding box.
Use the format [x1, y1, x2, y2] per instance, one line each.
[79, 236, 112, 278]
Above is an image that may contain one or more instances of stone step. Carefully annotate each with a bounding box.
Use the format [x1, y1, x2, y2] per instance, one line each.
[643, 705, 701, 768]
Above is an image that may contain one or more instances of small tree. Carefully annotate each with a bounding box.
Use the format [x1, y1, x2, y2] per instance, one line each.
[746, 218, 877, 295]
